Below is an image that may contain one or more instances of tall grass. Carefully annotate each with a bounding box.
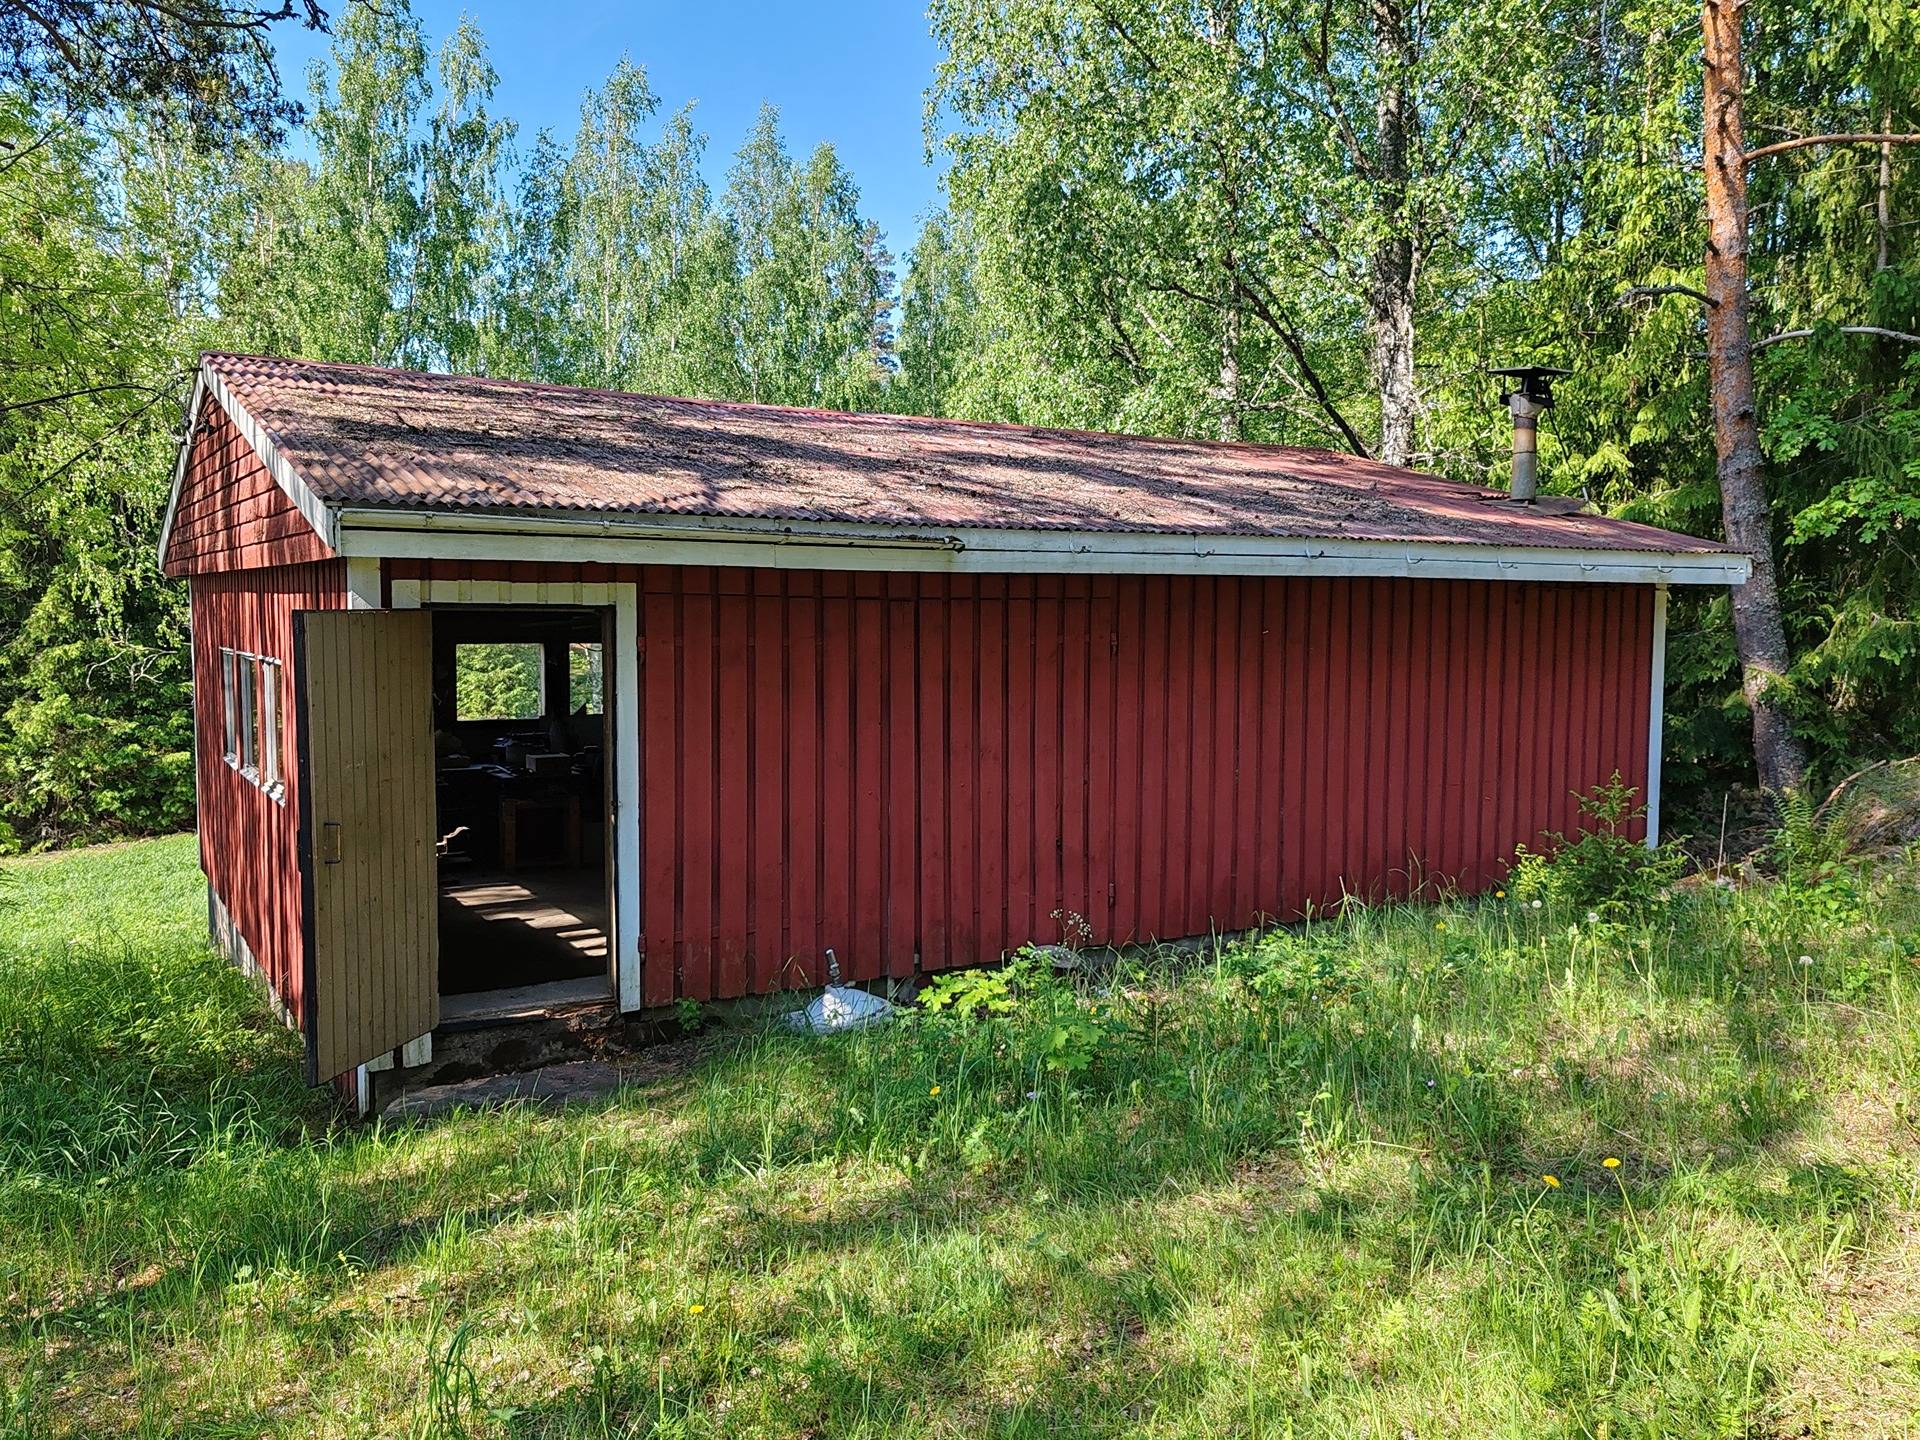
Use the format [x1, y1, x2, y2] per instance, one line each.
[4, 833, 1919, 1437]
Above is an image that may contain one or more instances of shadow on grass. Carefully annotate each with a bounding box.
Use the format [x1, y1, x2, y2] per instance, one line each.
[3, 888, 1876, 1440]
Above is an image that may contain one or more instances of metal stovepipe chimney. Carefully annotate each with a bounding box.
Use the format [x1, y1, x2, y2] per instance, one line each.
[1490, 366, 1571, 504]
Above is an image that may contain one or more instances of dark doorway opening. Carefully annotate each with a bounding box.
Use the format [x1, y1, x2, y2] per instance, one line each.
[430, 605, 614, 1019]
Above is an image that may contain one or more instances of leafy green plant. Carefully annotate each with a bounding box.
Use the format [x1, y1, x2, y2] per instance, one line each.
[916, 958, 1032, 1021]
[916, 948, 1122, 1077]
[1508, 774, 1687, 914]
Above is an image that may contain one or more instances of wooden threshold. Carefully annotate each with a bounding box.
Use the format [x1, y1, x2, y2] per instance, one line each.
[438, 975, 615, 1028]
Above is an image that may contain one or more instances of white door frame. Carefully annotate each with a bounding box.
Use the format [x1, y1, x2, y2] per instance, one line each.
[390, 573, 643, 1012]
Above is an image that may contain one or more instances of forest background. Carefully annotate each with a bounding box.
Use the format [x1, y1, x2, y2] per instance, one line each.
[3, 0, 1915, 850]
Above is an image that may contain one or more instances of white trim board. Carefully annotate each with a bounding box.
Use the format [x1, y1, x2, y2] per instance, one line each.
[392, 576, 644, 1013]
[345, 557, 381, 610]
[1646, 585, 1668, 850]
[338, 508, 1752, 587]
[156, 369, 209, 569]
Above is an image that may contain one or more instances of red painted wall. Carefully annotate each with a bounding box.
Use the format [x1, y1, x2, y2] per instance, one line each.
[190, 561, 348, 1028]
[389, 560, 1654, 1007]
[163, 395, 334, 577]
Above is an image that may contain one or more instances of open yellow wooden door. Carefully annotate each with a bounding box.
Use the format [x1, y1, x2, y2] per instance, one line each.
[293, 609, 436, 1084]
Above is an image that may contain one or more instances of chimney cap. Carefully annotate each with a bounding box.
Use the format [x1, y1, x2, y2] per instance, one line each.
[1490, 365, 1573, 405]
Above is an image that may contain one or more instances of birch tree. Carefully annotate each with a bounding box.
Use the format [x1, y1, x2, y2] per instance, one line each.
[724, 106, 893, 409]
[300, 0, 428, 365]
[930, 0, 1549, 458]
[410, 18, 515, 375]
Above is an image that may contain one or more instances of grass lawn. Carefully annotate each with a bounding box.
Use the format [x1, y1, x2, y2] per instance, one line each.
[4, 831, 1920, 1438]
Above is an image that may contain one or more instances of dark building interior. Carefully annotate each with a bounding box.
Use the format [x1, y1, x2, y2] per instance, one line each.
[430, 606, 612, 1012]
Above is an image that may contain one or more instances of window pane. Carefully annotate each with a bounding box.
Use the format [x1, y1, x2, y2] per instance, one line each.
[260, 660, 281, 789]
[220, 649, 238, 763]
[455, 643, 545, 721]
[569, 642, 603, 715]
[238, 656, 258, 771]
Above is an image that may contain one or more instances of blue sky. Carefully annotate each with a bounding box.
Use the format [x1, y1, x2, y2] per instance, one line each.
[270, 1, 948, 265]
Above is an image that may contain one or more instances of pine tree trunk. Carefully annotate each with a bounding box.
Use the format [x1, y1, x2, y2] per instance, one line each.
[1369, 0, 1417, 468]
[1701, 0, 1808, 791]
[1877, 106, 1894, 273]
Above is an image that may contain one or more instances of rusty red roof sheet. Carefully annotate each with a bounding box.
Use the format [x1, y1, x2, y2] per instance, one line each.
[200, 352, 1732, 556]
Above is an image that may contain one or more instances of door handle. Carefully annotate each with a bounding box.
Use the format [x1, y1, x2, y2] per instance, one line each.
[322, 820, 343, 865]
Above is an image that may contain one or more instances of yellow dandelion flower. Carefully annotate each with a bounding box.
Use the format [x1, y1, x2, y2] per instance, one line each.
[1602, 1156, 1621, 1169]
[688, 1303, 706, 1314]
[929, 1085, 941, 1096]
[1495, 889, 1507, 899]
[1542, 1174, 1561, 1189]
[1435, 921, 1447, 932]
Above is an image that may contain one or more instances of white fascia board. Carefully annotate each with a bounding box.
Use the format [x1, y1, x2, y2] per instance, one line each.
[202, 364, 340, 551]
[155, 369, 210, 568]
[334, 506, 1753, 587]
[159, 359, 341, 568]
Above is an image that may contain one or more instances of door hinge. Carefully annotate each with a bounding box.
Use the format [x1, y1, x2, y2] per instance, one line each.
[1106, 880, 1117, 907]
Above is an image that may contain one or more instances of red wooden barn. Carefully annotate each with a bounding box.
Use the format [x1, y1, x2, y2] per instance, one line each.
[159, 352, 1749, 1102]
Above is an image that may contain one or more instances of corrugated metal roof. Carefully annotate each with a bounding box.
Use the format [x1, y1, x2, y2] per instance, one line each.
[201, 352, 1733, 556]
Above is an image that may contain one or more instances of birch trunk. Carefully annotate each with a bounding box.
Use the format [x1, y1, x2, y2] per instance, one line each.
[1369, 0, 1418, 467]
[1210, 0, 1245, 443]
[1701, 0, 1808, 791]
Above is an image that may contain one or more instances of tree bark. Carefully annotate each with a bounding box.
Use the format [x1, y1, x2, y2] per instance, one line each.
[1368, 0, 1417, 467]
[1216, 301, 1244, 441]
[1208, 0, 1246, 444]
[1701, 0, 1808, 791]
[1877, 107, 1894, 274]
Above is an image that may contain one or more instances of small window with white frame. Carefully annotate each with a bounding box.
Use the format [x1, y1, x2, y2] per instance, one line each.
[220, 648, 239, 764]
[258, 657, 283, 794]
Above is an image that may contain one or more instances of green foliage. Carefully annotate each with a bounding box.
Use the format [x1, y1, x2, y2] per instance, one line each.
[567, 641, 603, 713]
[1507, 774, 1688, 914]
[0, 2, 895, 850]
[9, 831, 1920, 1432]
[925, 0, 1920, 801]
[0, 97, 199, 851]
[895, 208, 983, 417]
[452, 641, 543, 722]
[1756, 786, 1868, 933]
[917, 947, 1123, 1075]
[10, 0, 1920, 847]
[725, 104, 894, 410]
[0, 0, 323, 149]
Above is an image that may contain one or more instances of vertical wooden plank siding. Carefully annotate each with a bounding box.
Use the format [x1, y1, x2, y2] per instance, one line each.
[387, 560, 1655, 1004]
[623, 566, 1656, 999]
[294, 609, 437, 1081]
[189, 560, 349, 1029]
